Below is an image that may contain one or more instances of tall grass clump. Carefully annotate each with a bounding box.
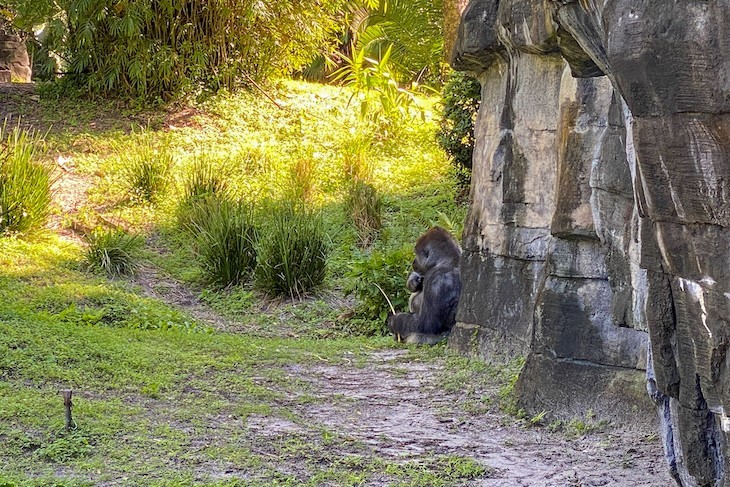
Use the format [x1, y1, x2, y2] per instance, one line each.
[345, 180, 382, 247]
[177, 157, 229, 228]
[120, 138, 173, 203]
[255, 201, 330, 297]
[341, 132, 373, 182]
[84, 227, 144, 277]
[183, 195, 258, 287]
[289, 156, 317, 203]
[182, 157, 229, 201]
[0, 124, 52, 235]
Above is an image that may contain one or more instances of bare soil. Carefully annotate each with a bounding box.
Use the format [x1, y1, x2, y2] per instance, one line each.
[281, 350, 673, 486]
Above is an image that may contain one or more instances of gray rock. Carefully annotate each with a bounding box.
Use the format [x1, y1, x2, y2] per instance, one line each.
[451, 0, 730, 483]
[0, 31, 31, 82]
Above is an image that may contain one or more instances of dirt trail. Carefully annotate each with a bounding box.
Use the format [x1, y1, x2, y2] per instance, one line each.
[280, 350, 673, 486]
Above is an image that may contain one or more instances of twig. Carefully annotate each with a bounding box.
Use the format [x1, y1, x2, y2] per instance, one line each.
[373, 283, 396, 315]
[241, 71, 284, 110]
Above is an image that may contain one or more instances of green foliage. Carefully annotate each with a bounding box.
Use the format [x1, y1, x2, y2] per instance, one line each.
[345, 0, 444, 84]
[181, 156, 229, 203]
[436, 71, 481, 185]
[36, 431, 93, 463]
[84, 227, 144, 277]
[120, 137, 173, 203]
[54, 297, 199, 333]
[255, 202, 330, 297]
[12, 0, 347, 99]
[344, 245, 413, 332]
[345, 180, 382, 247]
[333, 44, 425, 134]
[0, 124, 52, 234]
[182, 195, 258, 287]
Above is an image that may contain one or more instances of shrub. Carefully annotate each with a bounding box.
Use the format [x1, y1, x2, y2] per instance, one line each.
[255, 202, 330, 297]
[84, 227, 144, 277]
[183, 195, 258, 287]
[436, 71, 481, 185]
[344, 245, 413, 334]
[120, 138, 173, 203]
[345, 180, 382, 248]
[0, 124, 52, 235]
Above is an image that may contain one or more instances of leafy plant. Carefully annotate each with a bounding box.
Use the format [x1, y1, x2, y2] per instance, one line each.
[183, 195, 258, 287]
[0, 124, 52, 235]
[333, 43, 425, 134]
[348, 0, 445, 85]
[84, 227, 144, 277]
[436, 71, 481, 185]
[255, 201, 330, 297]
[344, 245, 413, 331]
[36, 431, 93, 463]
[345, 180, 382, 247]
[120, 138, 173, 203]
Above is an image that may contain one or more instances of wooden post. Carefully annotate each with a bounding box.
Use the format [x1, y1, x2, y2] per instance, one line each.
[61, 389, 74, 431]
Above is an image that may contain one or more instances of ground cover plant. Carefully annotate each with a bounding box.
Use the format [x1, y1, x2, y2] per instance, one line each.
[0, 80, 670, 487]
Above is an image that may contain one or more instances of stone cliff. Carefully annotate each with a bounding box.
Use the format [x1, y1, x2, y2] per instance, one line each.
[450, 1, 730, 485]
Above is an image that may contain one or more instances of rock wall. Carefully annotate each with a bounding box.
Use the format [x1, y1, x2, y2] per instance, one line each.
[0, 31, 31, 82]
[450, 1, 730, 485]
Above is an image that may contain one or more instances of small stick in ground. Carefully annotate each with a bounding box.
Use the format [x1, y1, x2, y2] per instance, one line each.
[61, 389, 76, 431]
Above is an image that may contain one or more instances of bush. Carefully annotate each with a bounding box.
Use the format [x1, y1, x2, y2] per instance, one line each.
[121, 138, 173, 203]
[255, 202, 330, 297]
[345, 180, 382, 248]
[84, 227, 144, 277]
[344, 245, 414, 333]
[182, 195, 258, 287]
[436, 71, 481, 185]
[0, 124, 52, 235]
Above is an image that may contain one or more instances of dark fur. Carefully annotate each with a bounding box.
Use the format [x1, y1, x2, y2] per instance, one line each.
[387, 226, 461, 344]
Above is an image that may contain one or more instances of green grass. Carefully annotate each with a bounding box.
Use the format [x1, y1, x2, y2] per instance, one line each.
[84, 227, 144, 277]
[0, 79, 478, 485]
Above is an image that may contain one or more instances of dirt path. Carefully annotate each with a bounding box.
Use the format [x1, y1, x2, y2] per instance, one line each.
[278, 350, 673, 486]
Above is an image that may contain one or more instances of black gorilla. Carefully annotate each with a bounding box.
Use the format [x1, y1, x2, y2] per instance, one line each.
[387, 226, 461, 344]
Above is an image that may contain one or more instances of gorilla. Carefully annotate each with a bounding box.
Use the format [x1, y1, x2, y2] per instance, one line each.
[387, 226, 462, 344]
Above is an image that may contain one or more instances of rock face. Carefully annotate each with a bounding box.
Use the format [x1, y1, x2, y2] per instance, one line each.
[0, 31, 31, 82]
[450, 1, 730, 485]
